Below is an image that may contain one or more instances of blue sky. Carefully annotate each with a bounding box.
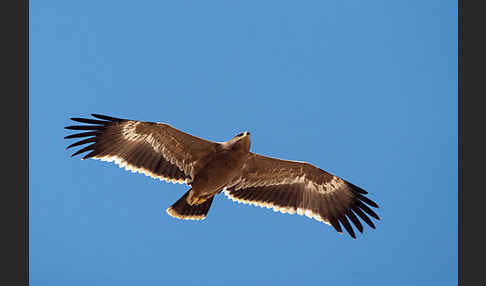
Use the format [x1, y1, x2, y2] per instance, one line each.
[30, 1, 457, 285]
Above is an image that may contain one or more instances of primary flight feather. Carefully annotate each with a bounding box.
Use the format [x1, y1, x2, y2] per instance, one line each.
[65, 114, 380, 239]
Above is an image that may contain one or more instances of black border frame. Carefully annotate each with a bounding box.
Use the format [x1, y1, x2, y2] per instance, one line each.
[4, 0, 28, 285]
[459, 0, 485, 284]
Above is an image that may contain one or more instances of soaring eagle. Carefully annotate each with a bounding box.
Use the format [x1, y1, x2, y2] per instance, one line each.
[65, 114, 380, 239]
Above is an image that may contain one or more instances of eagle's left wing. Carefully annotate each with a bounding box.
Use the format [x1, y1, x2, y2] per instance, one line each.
[65, 114, 218, 185]
[224, 153, 380, 238]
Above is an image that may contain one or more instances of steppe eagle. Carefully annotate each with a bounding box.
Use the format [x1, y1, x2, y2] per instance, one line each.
[65, 114, 380, 239]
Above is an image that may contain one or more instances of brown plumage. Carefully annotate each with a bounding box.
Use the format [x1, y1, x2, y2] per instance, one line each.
[65, 114, 380, 239]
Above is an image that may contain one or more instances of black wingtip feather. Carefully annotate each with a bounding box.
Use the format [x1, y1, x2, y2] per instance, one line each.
[70, 144, 96, 157]
[70, 117, 109, 125]
[91, 114, 125, 122]
[346, 210, 363, 233]
[66, 137, 96, 149]
[352, 206, 376, 229]
[65, 125, 105, 131]
[64, 131, 101, 139]
[346, 181, 368, 194]
[82, 150, 100, 160]
[338, 215, 356, 239]
[328, 217, 342, 234]
[355, 200, 380, 220]
[356, 193, 379, 208]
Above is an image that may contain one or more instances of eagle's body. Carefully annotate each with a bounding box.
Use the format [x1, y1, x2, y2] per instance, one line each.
[65, 114, 380, 239]
[188, 134, 250, 205]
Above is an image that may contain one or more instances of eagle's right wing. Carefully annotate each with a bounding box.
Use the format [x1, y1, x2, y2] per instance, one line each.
[224, 153, 379, 238]
[65, 114, 219, 185]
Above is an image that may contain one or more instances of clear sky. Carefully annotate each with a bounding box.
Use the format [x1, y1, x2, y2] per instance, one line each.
[30, 1, 457, 285]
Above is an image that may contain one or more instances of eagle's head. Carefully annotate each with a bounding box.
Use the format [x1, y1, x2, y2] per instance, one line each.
[229, 131, 251, 152]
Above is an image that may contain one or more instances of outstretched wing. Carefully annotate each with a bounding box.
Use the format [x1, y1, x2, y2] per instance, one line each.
[224, 153, 380, 239]
[65, 114, 218, 184]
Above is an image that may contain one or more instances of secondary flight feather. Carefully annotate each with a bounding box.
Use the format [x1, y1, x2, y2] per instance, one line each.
[65, 114, 380, 239]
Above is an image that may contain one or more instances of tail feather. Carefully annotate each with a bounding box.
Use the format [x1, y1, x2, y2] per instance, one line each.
[166, 190, 214, 221]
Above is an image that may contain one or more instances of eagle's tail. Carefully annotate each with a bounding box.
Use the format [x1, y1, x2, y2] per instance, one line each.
[166, 190, 214, 221]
